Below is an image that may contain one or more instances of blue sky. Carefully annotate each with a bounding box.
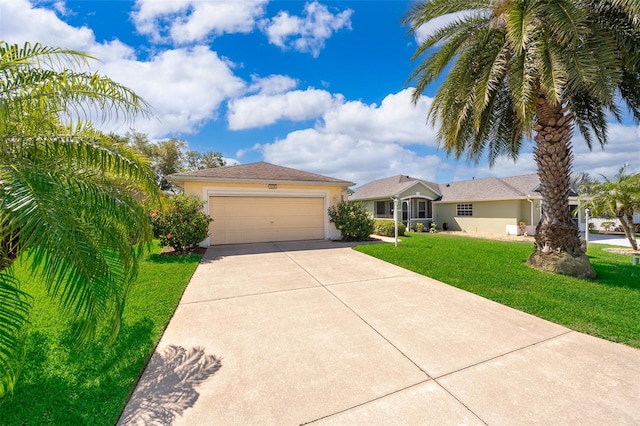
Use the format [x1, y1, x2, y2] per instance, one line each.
[1, 0, 638, 185]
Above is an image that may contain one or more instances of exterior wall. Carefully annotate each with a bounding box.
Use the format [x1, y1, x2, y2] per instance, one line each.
[435, 200, 535, 235]
[180, 180, 349, 244]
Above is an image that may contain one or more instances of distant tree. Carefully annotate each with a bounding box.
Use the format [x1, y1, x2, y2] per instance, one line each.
[115, 132, 225, 190]
[580, 165, 640, 250]
[186, 150, 226, 170]
[156, 138, 188, 190]
[570, 172, 599, 195]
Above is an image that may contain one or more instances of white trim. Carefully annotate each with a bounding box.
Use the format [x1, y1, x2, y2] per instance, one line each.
[202, 185, 334, 245]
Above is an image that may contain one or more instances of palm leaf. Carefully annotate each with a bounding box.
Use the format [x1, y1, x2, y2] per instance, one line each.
[0, 272, 31, 398]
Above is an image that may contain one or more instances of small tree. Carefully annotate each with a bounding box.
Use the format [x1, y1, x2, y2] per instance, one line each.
[580, 165, 640, 250]
[151, 194, 213, 252]
[328, 201, 375, 241]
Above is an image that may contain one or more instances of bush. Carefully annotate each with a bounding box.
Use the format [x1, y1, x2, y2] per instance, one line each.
[374, 220, 406, 237]
[150, 194, 213, 252]
[328, 201, 375, 241]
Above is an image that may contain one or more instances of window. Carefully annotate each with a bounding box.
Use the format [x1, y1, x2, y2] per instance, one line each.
[375, 201, 394, 218]
[417, 200, 427, 218]
[457, 203, 473, 216]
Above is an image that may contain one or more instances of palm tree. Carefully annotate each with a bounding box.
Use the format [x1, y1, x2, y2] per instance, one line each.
[404, 0, 640, 278]
[581, 165, 640, 250]
[0, 42, 158, 396]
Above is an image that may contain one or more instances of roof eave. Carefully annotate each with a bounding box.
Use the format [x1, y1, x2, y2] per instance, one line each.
[435, 195, 544, 203]
[168, 175, 355, 188]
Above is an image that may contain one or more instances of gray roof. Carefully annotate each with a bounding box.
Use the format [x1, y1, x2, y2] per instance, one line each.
[350, 175, 441, 200]
[169, 162, 354, 186]
[436, 174, 541, 202]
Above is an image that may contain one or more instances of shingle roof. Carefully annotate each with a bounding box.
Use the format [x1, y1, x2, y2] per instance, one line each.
[436, 174, 540, 202]
[350, 175, 441, 200]
[168, 161, 354, 186]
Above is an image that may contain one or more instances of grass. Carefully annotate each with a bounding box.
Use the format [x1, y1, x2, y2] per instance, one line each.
[1, 243, 202, 425]
[355, 233, 640, 348]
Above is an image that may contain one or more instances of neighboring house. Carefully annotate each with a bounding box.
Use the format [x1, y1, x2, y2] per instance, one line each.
[351, 173, 584, 236]
[349, 175, 442, 229]
[168, 162, 353, 245]
[435, 174, 546, 235]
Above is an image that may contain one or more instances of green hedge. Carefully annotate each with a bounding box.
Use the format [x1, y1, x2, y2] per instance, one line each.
[374, 220, 405, 237]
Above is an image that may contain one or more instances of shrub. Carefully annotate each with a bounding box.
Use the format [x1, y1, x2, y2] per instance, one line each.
[327, 201, 375, 241]
[150, 194, 213, 252]
[374, 220, 406, 237]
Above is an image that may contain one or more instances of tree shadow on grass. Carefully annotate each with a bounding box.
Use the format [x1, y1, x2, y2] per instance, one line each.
[588, 248, 640, 291]
[117, 345, 222, 426]
[591, 259, 640, 291]
[146, 253, 203, 265]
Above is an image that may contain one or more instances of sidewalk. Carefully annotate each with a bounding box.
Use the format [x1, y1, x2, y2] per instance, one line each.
[585, 232, 634, 247]
[119, 240, 640, 425]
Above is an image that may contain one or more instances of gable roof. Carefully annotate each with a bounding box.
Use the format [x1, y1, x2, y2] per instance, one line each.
[350, 175, 441, 200]
[168, 161, 354, 187]
[436, 174, 541, 202]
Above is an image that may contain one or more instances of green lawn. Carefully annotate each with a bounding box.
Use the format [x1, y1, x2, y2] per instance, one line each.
[1, 243, 202, 425]
[355, 233, 640, 348]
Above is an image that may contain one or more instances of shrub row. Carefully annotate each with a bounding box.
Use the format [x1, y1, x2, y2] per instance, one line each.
[374, 220, 406, 237]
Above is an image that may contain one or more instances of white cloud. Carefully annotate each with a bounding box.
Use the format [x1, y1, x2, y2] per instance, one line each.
[413, 11, 477, 44]
[99, 46, 245, 138]
[571, 123, 640, 178]
[1, 0, 246, 138]
[0, 0, 95, 49]
[230, 88, 445, 184]
[227, 88, 339, 130]
[322, 89, 437, 145]
[247, 74, 298, 95]
[446, 122, 640, 183]
[131, 0, 268, 44]
[261, 1, 352, 57]
[259, 129, 443, 185]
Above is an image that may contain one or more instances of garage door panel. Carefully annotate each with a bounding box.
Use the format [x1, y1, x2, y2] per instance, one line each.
[209, 196, 325, 245]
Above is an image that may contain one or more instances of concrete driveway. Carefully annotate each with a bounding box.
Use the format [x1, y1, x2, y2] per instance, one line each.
[119, 240, 640, 425]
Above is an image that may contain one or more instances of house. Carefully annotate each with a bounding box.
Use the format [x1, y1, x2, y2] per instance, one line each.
[435, 174, 545, 235]
[348, 175, 441, 230]
[351, 173, 584, 236]
[168, 162, 353, 245]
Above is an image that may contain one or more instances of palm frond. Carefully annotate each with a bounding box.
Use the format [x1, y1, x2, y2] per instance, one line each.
[0, 148, 152, 345]
[0, 41, 152, 130]
[0, 272, 31, 398]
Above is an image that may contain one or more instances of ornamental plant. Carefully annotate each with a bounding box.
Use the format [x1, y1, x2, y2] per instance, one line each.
[374, 220, 406, 237]
[150, 194, 213, 253]
[328, 201, 375, 241]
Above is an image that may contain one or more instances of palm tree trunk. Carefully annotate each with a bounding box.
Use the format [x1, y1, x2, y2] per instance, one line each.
[528, 94, 596, 278]
[619, 210, 638, 251]
[532, 96, 582, 253]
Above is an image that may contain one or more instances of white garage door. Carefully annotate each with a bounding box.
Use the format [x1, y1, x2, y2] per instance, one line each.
[209, 196, 325, 245]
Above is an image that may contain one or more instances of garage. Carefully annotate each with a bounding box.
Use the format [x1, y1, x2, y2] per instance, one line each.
[167, 162, 354, 246]
[209, 196, 325, 245]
